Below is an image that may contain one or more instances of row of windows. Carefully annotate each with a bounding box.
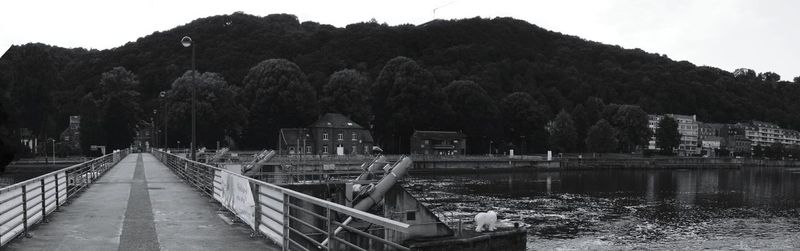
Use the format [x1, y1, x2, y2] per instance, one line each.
[321, 132, 359, 141]
[288, 145, 371, 154]
[287, 146, 313, 154]
[421, 139, 460, 145]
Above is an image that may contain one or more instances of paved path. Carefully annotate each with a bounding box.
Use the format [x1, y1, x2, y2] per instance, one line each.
[6, 153, 278, 251]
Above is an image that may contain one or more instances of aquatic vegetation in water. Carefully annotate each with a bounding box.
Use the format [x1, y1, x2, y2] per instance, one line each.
[407, 170, 800, 250]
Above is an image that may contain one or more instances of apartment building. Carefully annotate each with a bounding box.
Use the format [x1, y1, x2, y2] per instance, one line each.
[667, 114, 700, 156]
[647, 114, 700, 156]
[742, 121, 800, 147]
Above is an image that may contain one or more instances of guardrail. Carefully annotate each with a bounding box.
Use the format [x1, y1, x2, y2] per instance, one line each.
[0, 149, 129, 247]
[152, 149, 412, 251]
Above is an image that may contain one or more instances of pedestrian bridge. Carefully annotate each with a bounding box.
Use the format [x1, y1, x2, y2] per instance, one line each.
[0, 150, 415, 250]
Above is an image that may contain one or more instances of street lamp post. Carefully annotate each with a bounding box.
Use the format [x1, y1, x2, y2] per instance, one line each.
[49, 138, 55, 165]
[150, 115, 155, 150]
[152, 109, 157, 147]
[160, 91, 168, 150]
[181, 36, 197, 161]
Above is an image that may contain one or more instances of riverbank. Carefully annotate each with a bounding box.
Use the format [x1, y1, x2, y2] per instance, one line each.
[410, 157, 800, 174]
[229, 153, 800, 176]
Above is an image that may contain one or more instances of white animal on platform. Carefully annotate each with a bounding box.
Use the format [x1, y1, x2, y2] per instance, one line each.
[474, 210, 498, 232]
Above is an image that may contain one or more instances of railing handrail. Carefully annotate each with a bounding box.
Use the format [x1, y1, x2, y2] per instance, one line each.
[153, 149, 412, 233]
[1, 149, 129, 247]
[0, 151, 120, 193]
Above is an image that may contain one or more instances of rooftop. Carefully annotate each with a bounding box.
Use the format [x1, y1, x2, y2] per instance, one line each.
[308, 113, 365, 129]
[411, 130, 467, 140]
[751, 121, 780, 128]
[666, 114, 697, 121]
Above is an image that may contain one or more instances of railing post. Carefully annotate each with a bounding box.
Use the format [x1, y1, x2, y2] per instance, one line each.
[41, 179, 48, 223]
[326, 207, 335, 250]
[251, 183, 261, 238]
[21, 184, 31, 238]
[458, 217, 463, 236]
[283, 193, 290, 251]
[55, 173, 60, 211]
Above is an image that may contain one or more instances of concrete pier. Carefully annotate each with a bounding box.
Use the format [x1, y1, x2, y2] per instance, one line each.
[4, 153, 278, 251]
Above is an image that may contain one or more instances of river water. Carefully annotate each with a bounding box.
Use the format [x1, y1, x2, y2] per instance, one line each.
[0, 164, 70, 188]
[406, 167, 800, 250]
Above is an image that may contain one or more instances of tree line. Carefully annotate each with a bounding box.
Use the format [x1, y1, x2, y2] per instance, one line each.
[2, 12, 800, 156]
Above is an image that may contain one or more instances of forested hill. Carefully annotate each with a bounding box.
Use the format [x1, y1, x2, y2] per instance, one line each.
[1, 12, 799, 153]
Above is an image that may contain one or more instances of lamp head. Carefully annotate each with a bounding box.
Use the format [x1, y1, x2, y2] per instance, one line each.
[159, 91, 166, 98]
[181, 36, 192, 47]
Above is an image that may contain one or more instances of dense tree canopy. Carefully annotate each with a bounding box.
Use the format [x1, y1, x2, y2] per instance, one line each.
[548, 110, 577, 153]
[373, 57, 453, 153]
[612, 105, 651, 152]
[0, 101, 14, 172]
[320, 69, 370, 125]
[2, 13, 799, 154]
[241, 58, 317, 148]
[443, 80, 499, 154]
[655, 117, 680, 155]
[78, 93, 104, 154]
[571, 104, 588, 151]
[586, 119, 618, 153]
[167, 71, 246, 148]
[501, 92, 547, 139]
[88, 67, 142, 150]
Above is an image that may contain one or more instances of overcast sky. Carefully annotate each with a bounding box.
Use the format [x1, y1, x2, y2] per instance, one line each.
[1, 0, 798, 79]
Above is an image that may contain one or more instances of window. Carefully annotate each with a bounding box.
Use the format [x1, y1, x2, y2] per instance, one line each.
[306, 146, 311, 153]
[322, 132, 329, 140]
[406, 211, 416, 221]
[323, 145, 328, 154]
[352, 132, 357, 141]
[338, 133, 343, 141]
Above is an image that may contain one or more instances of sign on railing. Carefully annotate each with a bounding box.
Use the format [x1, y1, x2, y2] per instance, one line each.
[0, 150, 128, 247]
[214, 170, 256, 228]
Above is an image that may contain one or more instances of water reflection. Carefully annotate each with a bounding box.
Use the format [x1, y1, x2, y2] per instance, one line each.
[445, 167, 800, 209]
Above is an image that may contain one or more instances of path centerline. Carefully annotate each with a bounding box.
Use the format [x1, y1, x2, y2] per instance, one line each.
[118, 153, 160, 251]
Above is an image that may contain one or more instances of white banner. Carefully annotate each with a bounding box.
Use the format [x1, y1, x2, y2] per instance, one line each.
[219, 171, 256, 229]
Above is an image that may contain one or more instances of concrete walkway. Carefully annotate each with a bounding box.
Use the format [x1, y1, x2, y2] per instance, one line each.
[6, 153, 278, 251]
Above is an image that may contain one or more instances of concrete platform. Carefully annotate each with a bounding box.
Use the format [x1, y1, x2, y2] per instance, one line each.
[5, 153, 279, 251]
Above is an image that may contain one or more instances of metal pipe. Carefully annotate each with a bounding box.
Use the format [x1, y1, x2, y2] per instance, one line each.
[354, 155, 386, 181]
[321, 157, 412, 246]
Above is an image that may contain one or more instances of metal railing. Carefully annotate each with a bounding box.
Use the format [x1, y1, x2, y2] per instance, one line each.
[0, 149, 129, 247]
[152, 150, 412, 251]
